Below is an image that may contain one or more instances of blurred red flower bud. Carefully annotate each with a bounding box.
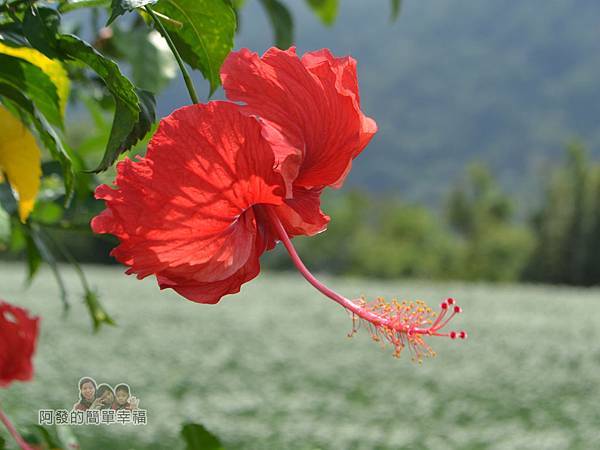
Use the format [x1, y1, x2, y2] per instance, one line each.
[0, 301, 39, 387]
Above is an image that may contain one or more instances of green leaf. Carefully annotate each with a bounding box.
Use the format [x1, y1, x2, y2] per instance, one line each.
[259, 0, 293, 49]
[0, 54, 62, 128]
[32, 201, 63, 224]
[27, 223, 69, 308]
[181, 423, 225, 450]
[23, 6, 61, 59]
[305, 0, 338, 26]
[57, 34, 156, 172]
[0, 40, 71, 115]
[23, 425, 80, 450]
[0, 203, 10, 248]
[29, 426, 63, 450]
[390, 0, 402, 21]
[0, 84, 75, 203]
[124, 88, 156, 151]
[0, 183, 17, 216]
[0, 22, 28, 46]
[224, 0, 244, 34]
[84, 289, 116, 332]
[112, 27, 177, 92]
[8, 217, 26, 252]
[154, 0, 236, 95]
[24, 228, 42, 283]
[0, 434, 6, 449]
[59, 0, 111, 13]
[108, 0, 158, 25]
[33, 218, 116, 331]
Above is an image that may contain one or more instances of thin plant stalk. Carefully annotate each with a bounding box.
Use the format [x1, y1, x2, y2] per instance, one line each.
[0, 405, 33, 450]
[145, 5, 199, 104]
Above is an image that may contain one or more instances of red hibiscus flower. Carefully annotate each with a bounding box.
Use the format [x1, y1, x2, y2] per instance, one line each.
[221, 47, 377, 239]
[0, 301, 39, 387]
[0, 300, 38, 450]
[92, 48, 465, 359]
[93, 47, 376, 304]
[92, 101, 288, 304]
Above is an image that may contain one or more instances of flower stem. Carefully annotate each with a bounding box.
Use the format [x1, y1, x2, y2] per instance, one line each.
[0, 404, 33, 450]
[259, 204, 463, 340]
[260, 205, 386, 327]
[259, 205, 466, 361]
[145, 5, 199, 105]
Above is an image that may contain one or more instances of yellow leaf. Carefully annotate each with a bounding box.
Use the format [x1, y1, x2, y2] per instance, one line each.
[0, 41, 70, 114]
[0, 106, 42, 222]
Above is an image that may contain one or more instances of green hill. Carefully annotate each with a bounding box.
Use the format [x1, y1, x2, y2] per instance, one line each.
[159, 0, 600, 205]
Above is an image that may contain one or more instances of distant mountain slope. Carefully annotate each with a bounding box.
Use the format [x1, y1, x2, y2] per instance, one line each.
[158, 0, 600, 205]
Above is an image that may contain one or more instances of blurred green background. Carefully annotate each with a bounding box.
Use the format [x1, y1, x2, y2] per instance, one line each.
[2, 0, 600, 449]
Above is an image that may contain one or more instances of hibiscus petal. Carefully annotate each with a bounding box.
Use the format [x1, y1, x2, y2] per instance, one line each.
[92, 102, 286, 303]
[272, 187, 330, 238]
[301, 48, 377, 164]
[156, 212, 266, 304]
[221, 47, 377, 190]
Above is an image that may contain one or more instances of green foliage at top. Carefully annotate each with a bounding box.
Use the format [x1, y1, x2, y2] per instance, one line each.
[0, 206, 9, 247]
[58, 34, 154, 172]
[111, 26, 177, 92]
[22, 6, 61, 58]
[153, 0, 236, 95]
[0, 83, 75, 199]
[0, 53, 62, 128]
[390, 0, 402, 21]
[107, 0, 157, 25]
[259, 0, 293, 49]
[305, 0, 338, 25]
